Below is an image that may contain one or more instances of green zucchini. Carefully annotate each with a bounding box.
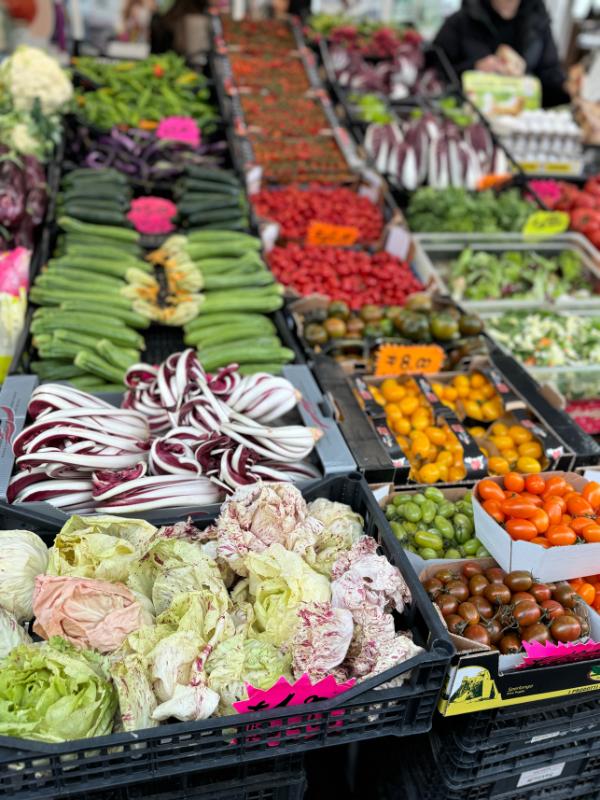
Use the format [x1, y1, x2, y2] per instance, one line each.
[203, 271, 274, 291]
[36, 272, 125, 292]
[185, 166, 240, 186]
[96, 339, 139, 371]
[185, 319, 276, 348]
[184, 311, 272, 332]
[198, 343, 294, 373]
[29, 287, 134, 309]
[30, 360, 86, 381]
[59, 301, 150, 329]
[74, 351, 125, 384]
[65, 244, 142, 263]
[62, 208, 128, 226]
[238, 362, 285, 375]
[187, 207, 247, 225]
[32, 315, 144, 349]
[52, 256, 151, 277]
[59, 216, 139, 243]
[180, 179, 240, 195]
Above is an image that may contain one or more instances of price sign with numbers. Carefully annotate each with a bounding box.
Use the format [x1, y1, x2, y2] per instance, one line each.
[374, 344, 445, 377]
[523, 211, 569, 237]
[306, 221, 359, 247]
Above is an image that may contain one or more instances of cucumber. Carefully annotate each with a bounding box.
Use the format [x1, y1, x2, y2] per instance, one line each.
[59, 216, 139, 243]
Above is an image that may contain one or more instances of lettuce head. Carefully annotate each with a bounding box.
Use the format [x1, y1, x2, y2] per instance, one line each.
[110, 654, 158, 732]
[0, 607, 31, 659]
[206, 632, 292, 715]
[47, 515, 157, 583]
[245, 543, 330, 648]
[0, 636, 117, 742]
[0, 529, 49, 621]
[305, 499, 364, 576]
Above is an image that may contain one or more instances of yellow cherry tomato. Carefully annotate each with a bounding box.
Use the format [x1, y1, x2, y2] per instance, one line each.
[516, 456, 542, 473]
[436, 450, 453, 467]
[426, 426, 446, 446]
[488, 456, 510, 475]
[490, 435, 515, 452]
[503, 448, 519, 465]
[469, 426, 486, 437]
[442, 386, 458, 402]
[394, 417, 411, 436]
[411, 432, 430, 458]
[518, 441, 543, 459]
[400, 396, 419, 416]
[464, 400, 481, 419]
[490, 422, 508, 436]
[470, 373, 486, 389]
[480, 401, 502, 421]
[412, 410, 431, 431]
[449, 465, 466, 482]
[419, 463, 441, 484]
[509, 425, 533, 444]
[453, 375, 469, 389]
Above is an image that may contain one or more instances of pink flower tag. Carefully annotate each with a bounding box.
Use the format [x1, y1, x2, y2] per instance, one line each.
[127, 196, 178, 235]
[156, 116, 201, 147]
[518, 638, 600, 669]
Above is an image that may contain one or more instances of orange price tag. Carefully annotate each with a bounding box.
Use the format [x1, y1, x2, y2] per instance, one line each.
[306, 221, 360, 247]
[374, 344, 445, 377]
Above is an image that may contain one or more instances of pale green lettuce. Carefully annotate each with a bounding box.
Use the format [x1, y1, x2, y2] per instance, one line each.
[206, 632, 292, 715]
[245, 543, 331, 648]
[305, 499, 364, 576]
[0, 636, 117, 742]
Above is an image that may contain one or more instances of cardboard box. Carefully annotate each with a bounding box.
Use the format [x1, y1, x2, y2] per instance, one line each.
[473, 472, 600, 582]
[420, 559, 600, 715]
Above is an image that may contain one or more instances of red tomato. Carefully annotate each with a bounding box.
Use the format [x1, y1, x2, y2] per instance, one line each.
[478, 479, 506, 504]
[525, 474, 546, 495]
[505, 518, 538, 541]
[503, 472, 524, 493]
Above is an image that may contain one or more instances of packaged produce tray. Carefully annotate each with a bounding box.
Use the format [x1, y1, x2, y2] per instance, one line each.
[0, 366, 355, 527]
[398, 738, 600, 800]
[413, 232, 600, 313]
[0, 473, 453, 800]
[82, 754, 305, 800]
[430, 724, 600, 789]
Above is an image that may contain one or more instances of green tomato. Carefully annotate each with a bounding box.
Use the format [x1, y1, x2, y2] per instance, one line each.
[454, 512, 474, 538]
[406, 544, 418, 554]
[404, 521, 418, 534]
[424, 487, 445, 504]
[455, 525, 473, 545]
[412, 493, 427, 506]
[437, 502, 456, 519]
[476, 544, 491, 558]
[401, 501, 422, 523]
[390, 521, 406, 542]
[415, 530, 443, 551]
[393, 494, 409, 507]
[462, 538, 480, 556]
[444, 548, 462, 559]
[385, 504, 397, 520]
[434, 515, 455, 540]
[421, 500, 437, 524]
[419, 547, 440, 560]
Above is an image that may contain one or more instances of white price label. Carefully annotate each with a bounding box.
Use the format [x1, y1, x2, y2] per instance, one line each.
[530, 731, 562, 744]
[517, 763, 565, 788]
[245, 165, 262, 196]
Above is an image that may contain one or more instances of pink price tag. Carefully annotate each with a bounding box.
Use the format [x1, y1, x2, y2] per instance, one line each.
[518, 638, 600, 669]
[156, 116, 201, 147]
[127, 197, 178, 235]
[233, 674, 355, 715]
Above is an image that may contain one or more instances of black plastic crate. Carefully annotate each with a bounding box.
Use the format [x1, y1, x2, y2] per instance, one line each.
[389, 740, 600, 800]
[431, 726, 600, 789]
[0, 473, 452, 800]
[89, 755, 305, 800]
[439, 694, 600, 753]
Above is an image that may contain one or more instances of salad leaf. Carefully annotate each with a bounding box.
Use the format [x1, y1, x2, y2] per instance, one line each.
[110, 654, 159, 732]
[206, 632, 292, 715]
[0, 636, 117, 742]
[0, 607, 31, 659]
[291, 602, 354, 681]
[305, 499, 364, 576]
[0, 529, 48, 622]
[246, 543, 331, 648]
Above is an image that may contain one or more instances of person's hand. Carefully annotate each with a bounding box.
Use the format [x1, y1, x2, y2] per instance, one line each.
[272, 0, 289, 17]
[496, 45, 526, 76]
[474, 55, 506, 74]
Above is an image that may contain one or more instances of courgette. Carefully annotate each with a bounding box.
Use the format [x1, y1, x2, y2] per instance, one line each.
[74, 351, 125, 384]
[63, 208, 127, 226]
[187, 208, 246, 225]
[59, 216, 139, 243]
[198, 343, 294, 372]
[96, 339, 140, 371]
[238, 362, 285, 375]
[30, 360, 87, 380]
[185, 166, 240, 186]
[59, 300, 150, 329]
[203, 271, 274, 291]
[185, 319, 275, 348]
[184, 311, 272, 332]
[179, 179, 240, 195]
[29, 287, 134, 309]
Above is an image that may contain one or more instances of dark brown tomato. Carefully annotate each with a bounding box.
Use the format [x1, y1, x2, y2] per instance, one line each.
[434, 568, 458, 584]
[445, 580, 470, 603]
[530, 584, 552, 603]
[471, 595, 494, 620]
[513, 600, 542, 628]
[485, 618, 504, 644]
[463, 624, 491, 647]
[468, 574, 489, 596]
[458, 602, 480, 625]
[540, 599, 564, 620]
[504, 571, 533, 593]
[436, 593, 459, 617]
[511, 591, 535, 604]
[499, 633, 522, 654]
[445, 614, 466, 635]
[462, 561, 484, 579]
[424, 578, 443, 595]
[550, 615, 582, 642]
[552, 584, 578, 609]
[485, 567, 506, 584]
[484, 583, 512, 605]
[521, 623, 551, 644]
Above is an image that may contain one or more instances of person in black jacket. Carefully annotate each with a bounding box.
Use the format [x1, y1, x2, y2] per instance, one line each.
[433, 0, 570, 107]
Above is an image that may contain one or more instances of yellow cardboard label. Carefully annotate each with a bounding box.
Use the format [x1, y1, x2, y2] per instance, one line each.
[523, 211, 569, 238]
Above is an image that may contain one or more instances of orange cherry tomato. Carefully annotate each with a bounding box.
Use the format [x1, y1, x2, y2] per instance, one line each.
[566, 494, 594, 517]
[570, 578, 585, 590]
[546, 524, 577, 546]
[525, 474, 546, 495]
[503, 472, 525, 493]
[544, 476, 569, 497]
[577, 582, 596, 605]
[520, 492, 544, 507]
[542, 494, 567, 512]
[478, 479, 506, 503]
[501, 498, 539, 519]
[561, 514, 573, 526]
[505, 518, 538, 541]
[543, 499, 563, 527]
[483, 499, 505, 524]
[531, 536, 552, 548]
[583, 481, 600, 510]
[571, 517, 597, 534]
[530, 508, 549, 534]
[582, 524, 600, 543]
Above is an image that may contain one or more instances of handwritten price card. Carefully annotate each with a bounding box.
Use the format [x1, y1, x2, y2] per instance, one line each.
[375, 344, 445, 377]
[523, 211, 569, 237]
[306, 221, 360, 247]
